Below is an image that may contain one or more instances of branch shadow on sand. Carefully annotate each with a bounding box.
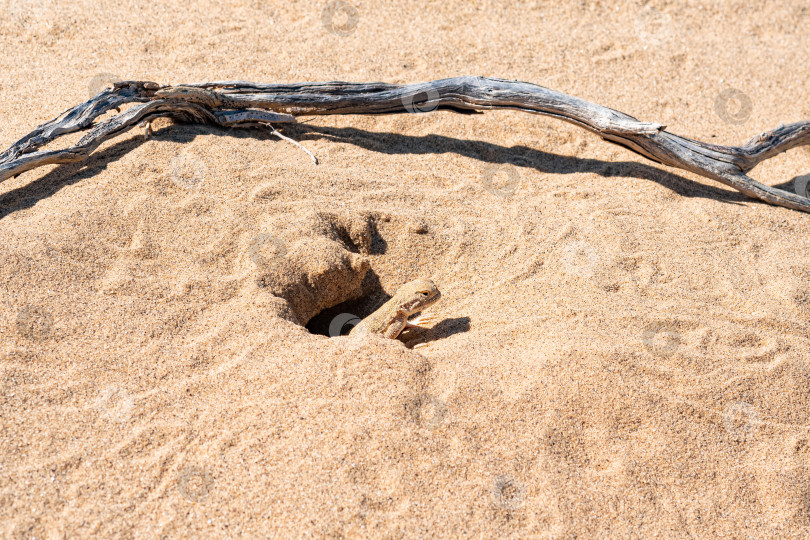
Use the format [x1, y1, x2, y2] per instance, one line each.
[293, 124, 755, 206]
[0, 121, 761, 220]
[0, 125, 207, 220]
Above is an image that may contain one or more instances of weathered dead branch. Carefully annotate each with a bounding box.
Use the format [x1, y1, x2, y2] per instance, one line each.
[1, 77, 808, 212]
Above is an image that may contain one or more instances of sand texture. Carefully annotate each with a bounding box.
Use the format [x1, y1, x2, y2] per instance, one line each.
[2, 0, 810, 537]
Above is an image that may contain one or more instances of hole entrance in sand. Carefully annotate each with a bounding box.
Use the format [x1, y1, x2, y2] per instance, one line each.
[304, 273, 390, 337]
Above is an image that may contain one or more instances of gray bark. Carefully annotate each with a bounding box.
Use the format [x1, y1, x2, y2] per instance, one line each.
[1, 77, 808, 212]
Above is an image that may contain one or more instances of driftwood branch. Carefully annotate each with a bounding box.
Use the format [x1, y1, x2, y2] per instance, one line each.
[1, 77, 809, 212]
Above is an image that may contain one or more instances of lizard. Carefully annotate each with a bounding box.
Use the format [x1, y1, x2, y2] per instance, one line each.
[349, 278, 441, 339]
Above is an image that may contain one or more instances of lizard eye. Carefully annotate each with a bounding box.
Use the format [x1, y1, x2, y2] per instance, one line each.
[421, 292, 429, 297]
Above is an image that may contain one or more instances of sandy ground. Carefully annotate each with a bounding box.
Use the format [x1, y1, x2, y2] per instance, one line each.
[2, 0, 810, 537]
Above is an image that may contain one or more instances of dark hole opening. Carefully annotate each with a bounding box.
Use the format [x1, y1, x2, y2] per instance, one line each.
[304, 272, 389, 337]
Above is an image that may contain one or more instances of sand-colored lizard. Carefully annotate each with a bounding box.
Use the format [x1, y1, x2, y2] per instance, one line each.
[349, 278, 441, 339]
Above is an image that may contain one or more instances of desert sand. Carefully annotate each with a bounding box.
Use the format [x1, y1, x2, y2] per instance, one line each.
[2, 0, 810, 537]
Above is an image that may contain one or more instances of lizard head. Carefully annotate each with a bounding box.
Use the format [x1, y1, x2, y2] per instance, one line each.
[395, 278, 441, 315]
